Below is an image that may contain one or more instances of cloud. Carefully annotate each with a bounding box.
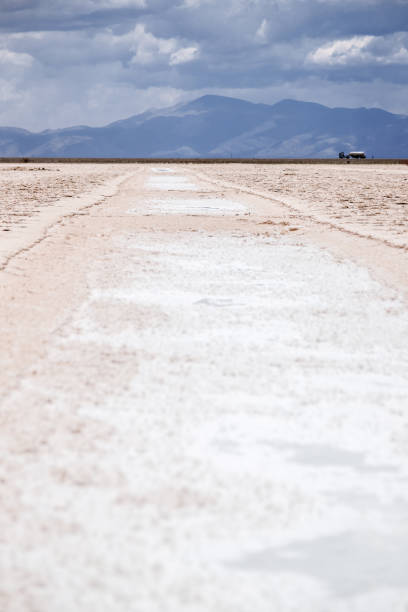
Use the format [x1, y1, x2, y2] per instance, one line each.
[169, 46, 198, 65]
[255, 19, 268, 43]
[0, 79, 23, 105]
[308, 32, 408, 66]
[0, 48, 33, 67]
[128, 24, 177, 65]
[0, 0, 406, 130]
[126, 24, 198, 67]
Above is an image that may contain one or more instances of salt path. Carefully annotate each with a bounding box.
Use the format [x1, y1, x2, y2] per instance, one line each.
[1, 164, 408, 612]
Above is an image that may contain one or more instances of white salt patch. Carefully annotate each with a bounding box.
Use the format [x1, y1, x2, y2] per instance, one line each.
[149, 198, 247, 215]
[10, 228, 408, 611]
[147, 174, 198, 191]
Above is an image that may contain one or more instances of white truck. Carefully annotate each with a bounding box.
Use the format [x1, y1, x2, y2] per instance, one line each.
[339, 151, 366, 159]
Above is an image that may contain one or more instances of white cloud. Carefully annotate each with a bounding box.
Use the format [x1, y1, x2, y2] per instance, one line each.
[308, 36, 374, 65]
[0, 79, 23, 104]
[181, 0, 215, 7]
[182, 0, 202, 6]
[126, 24, 199, 67]
[308, 33, 408, 66]
[169, 46, 198, 65]
[0, 48, 33, 67]
[129, 24, 176, 65]
[255, 19, 269, 42]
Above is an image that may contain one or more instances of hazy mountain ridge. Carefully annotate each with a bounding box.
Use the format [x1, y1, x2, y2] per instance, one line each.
[0, 95, 407, 158]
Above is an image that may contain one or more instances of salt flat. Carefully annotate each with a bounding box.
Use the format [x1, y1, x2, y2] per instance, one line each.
[196, 162, 408, 250]
[1, 163, 408, 611]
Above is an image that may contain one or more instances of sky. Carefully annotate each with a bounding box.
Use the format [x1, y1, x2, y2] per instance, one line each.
[0, 0, 407, 131]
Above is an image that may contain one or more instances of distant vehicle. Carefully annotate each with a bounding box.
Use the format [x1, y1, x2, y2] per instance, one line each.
[349, 151, 366, 159]
[339, 151, 366, 159]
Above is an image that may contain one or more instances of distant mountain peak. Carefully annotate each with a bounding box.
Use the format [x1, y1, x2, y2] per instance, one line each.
[0, 95, 406, 158]
[184, 94, 262, 111]
[272, 98, 328, 110]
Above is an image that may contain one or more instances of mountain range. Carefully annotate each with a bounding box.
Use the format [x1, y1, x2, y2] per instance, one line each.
[0, 95, 407, 158]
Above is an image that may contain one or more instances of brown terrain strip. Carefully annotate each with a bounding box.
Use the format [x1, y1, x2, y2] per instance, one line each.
[0, 157, 407, 164]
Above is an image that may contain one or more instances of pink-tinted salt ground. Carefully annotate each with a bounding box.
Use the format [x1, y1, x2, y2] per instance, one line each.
[0, 164, 130, 231]
[1, 164, 408, 612]
[195, 163, 408, 250]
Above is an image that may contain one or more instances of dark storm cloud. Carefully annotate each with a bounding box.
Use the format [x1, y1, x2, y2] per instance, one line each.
[0, 0, 152, 32]
[0, 0, 407, 130]
[151, 0, 407, 44]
